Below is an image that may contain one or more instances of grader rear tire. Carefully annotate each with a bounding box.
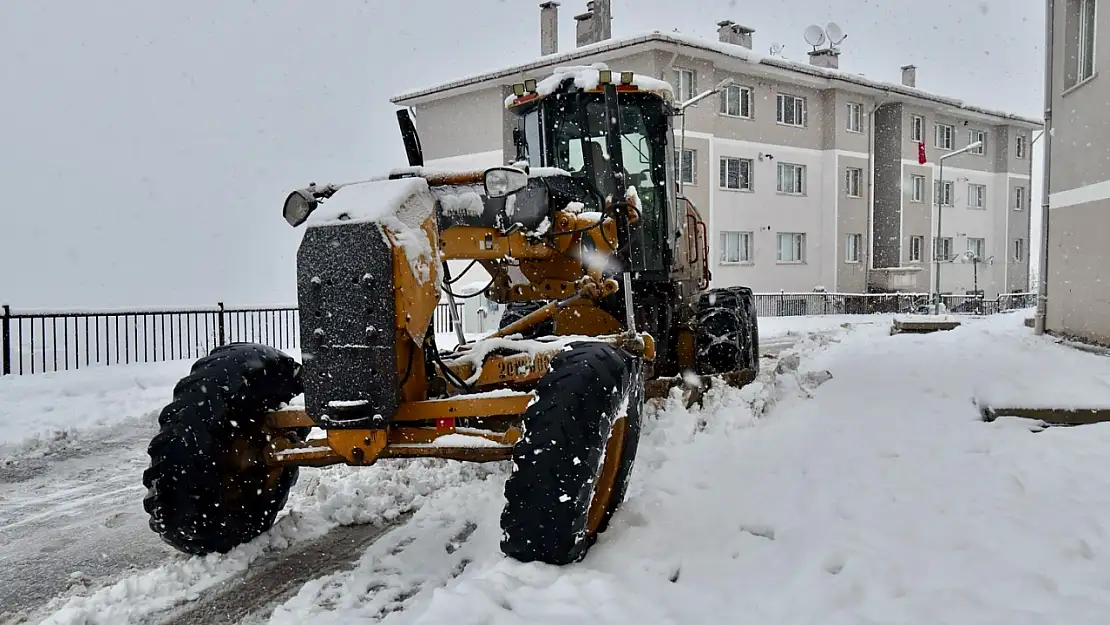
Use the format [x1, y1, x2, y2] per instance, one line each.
[695, 287, 759, 375]
[142, 343, 305, 556]
[500, 342, 644, 565]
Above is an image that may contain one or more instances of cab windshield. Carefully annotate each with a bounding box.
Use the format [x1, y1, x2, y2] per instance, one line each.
[519, 91, 671, 273]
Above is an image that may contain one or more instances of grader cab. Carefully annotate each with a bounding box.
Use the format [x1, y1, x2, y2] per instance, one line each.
[142, 65, 760, 566]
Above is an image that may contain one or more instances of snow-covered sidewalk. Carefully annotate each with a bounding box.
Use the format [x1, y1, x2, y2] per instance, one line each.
[277, 311, 1110, 624]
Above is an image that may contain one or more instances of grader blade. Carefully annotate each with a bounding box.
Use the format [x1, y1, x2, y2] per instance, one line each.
[644, 368, 758, 407]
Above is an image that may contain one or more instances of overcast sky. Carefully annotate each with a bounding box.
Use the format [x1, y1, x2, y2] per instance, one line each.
[0, 0, 1045, 309]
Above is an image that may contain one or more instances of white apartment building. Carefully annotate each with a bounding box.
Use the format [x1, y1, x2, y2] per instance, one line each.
[392, 2, 1041, 297]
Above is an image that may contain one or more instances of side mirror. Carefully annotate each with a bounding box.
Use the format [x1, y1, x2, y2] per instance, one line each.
[484, 166, 529, 199]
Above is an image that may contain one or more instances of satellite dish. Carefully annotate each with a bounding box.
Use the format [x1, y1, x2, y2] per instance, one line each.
[769, 42, 785, 56]
[803, 25, 826, 48]
[825, 22, 847, 46]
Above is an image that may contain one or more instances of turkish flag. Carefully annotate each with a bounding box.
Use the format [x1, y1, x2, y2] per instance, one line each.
[918, 141, 927, 164]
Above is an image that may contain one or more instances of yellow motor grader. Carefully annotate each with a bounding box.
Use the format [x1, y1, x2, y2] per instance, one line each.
[142, 66, 759, 565]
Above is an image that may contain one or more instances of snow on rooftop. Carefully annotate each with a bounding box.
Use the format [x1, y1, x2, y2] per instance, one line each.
[393, 31, 1041, 127]
[503, 62, 674, 108]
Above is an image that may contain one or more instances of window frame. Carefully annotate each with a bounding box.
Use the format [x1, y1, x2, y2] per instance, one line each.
[776, 232, 806, 263]
[967, 237, 986, 260]
[719, 230, 754, 264]
[935, 123, 954, 150]
[845, 167, 863, 198]
[1014, 186, 1026, 211]
[846, 102, 863, 133]
[719, 156, 754, 191]
[934, 236, 953, 262]
[776, 93, 807, 128]
[934, 179, 954, 206]
[776, 162, 807, 195]
[910, 174, 925, 203]
[675, 148, 697, 185]
[968, 183, 986, 209]
[674, 68, 696, 103]
[910, 235, 924, 262]
[845, 233, 862, 263]
[968, 129, 987, 155]
[720, 84, 753, 119]
[1014, 238, 1026, 262]
[910, 115, 924, 142]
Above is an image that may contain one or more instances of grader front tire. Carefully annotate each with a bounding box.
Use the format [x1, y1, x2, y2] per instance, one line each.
[142, 343, 305, 556]
[500, 342, 645, 565]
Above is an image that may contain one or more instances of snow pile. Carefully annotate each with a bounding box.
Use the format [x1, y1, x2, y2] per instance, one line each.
[270, 312, 1110, 624]
[504, 63, 675, 108]
[0, 359, 193, 461]
[305, 178, 437, 285]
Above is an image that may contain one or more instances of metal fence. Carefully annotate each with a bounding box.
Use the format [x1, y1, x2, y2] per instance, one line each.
[751, 291, 1036, 317]
[1, 302, 464, 376]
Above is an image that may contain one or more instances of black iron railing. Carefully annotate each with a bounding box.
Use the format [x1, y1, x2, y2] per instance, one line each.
[1, 302, 463, 376]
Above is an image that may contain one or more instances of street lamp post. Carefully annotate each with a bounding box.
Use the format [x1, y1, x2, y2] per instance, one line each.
[933, 140, 984, 314]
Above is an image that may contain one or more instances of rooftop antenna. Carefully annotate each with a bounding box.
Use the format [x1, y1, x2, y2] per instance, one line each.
[825, 22, 847, 50]
[803, 24, 826, 51]
[769, 42, 785, 57]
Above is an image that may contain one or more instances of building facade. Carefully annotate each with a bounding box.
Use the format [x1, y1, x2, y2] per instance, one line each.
[1043, 0, 1110, 343]
[392, 4, 1041, 297]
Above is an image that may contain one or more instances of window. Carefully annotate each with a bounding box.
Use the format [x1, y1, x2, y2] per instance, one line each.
[1014, 186, 1026, 210]
[935, 123, 954, 150]
[719, 157, 753, 190]
[846, 102, 862, 133]
[845, 168, 863, 197]
[1016, 134, 1027, 159]
[934, 180, 954, 206]
[910, 115, 924, 142]
[675, 149, 696, 185]
[720, 85, 752, 118]
[1078, 0, 1097, 83]
[720, 231, 753, 263]
[910, 235, 924, 262]
[673, 69, 696, 102]
[968, 130, 986, 155]
[934, 237, 953, 261]
[777, 163, 806, 195]
[1014, 238, 1025, 262]
[968, 183, 986, 209]
[967, 237, 986, 260]
[845, 233, 862, 262]
[776, 93, 806, 127]
[777, 233, 806, 263]
[910, 174, 925, 202]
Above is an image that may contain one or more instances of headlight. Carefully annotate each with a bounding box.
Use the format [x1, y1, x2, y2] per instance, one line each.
[283, 188, 318, 227]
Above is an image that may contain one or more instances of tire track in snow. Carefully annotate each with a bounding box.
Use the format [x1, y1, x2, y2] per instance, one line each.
[156, 516, 413, 625]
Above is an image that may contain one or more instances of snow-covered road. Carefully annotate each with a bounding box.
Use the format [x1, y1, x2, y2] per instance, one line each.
[0, 318, 841, 624]
[11, 312, 1108, 625]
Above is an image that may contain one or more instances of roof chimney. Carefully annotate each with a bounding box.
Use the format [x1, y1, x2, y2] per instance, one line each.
[808, 48, 840, 69]
[574, 0, 611, 47]
[901, 64, 916, 88]
[717, 20, 755, 49]
[540, 2, 560, 56]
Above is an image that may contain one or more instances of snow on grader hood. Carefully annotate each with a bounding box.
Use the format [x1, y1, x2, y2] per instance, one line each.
[140, 65, 759, 567]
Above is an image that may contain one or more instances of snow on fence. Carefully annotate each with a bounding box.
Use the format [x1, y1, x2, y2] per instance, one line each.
[750, 291, 1036, 318]
[0, 302, 463, 376]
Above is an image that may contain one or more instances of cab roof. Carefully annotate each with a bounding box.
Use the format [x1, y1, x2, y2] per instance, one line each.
[504, 63, 674, 111]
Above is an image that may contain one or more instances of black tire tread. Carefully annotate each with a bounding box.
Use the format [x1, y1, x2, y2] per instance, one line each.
[142, 342, 303, 556]
[500, 342, 643, 565]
